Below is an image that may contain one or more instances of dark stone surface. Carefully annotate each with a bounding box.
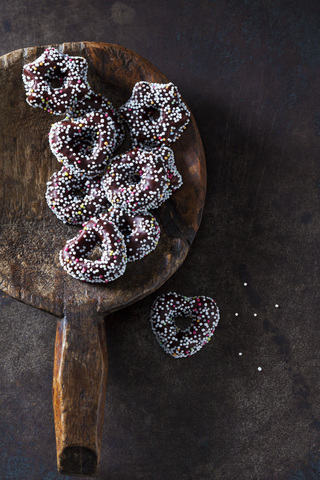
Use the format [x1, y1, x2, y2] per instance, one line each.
[1, 1, 320, 479]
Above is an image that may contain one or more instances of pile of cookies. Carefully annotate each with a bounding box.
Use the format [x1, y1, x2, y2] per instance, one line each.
[22, 47, 190, 283]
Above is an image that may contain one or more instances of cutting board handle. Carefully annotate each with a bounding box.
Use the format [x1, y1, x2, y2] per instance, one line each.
[52, 306, 108, 476]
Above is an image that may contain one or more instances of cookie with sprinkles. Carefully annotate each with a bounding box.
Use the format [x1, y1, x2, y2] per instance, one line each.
[49, 111, 120, 178]
[45, 166, 110, 225]
[101, 146, 182, 213]
[22, 47, 191, 285]
[150, 293, 220, 358]
[101, 207, 160, 262]
[22, 47, 90, 115]
[119, 81, 191, 148]
[69, 90, 125, 147]
[60, 216, 127, 283]
[158, 145, 183, 202]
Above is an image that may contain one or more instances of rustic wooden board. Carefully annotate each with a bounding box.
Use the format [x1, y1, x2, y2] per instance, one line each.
[0, 42, 206, 475]
[0, 42, 206, 317]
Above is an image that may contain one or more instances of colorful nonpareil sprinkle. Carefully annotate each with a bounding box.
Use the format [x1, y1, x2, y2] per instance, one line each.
[100, 207, 160, 262]
[23, 48, 190, 284]
[102, 146, 182, 213]
[150, 293, 220, 358]
[59, 217, 127, 283]
[119, 81, 190, 148]
[46, 166, 110, 225]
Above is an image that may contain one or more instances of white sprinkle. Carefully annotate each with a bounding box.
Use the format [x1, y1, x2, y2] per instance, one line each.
[257, 366, 262, 371]
[253, 313, 257, 317]
[235, 312, 239, 316]
[243, 282, 247, 286]
[238, 352, 242, 356]
[275, 304, 279, 308]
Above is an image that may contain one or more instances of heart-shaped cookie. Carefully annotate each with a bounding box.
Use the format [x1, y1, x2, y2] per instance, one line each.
[150, 293, 220, 358]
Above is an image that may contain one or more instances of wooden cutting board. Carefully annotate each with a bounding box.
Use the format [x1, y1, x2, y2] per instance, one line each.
[0, 42, 206, 476]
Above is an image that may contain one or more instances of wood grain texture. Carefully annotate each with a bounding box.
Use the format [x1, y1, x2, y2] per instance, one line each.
[53, 304, 108, 476]
[0, 42, 205, 476]
[0, 42, 206, 317]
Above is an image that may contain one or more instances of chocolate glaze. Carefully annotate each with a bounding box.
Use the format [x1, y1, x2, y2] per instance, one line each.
[49, 111, 120, 177]
[45, 166, 110, 225]
[102, 146, 182, 213]
[71, 91, 125, 145]
[59, 216, 127, 283]
[22, 47, 90, 115]
[22, 49, 187, 285]
[150, 293, 220, 358]
[101, 207, 160, 261]
[119, 82, 191, 148]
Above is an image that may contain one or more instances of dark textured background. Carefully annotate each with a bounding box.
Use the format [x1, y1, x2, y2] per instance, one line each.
[1, 1, 320, 479]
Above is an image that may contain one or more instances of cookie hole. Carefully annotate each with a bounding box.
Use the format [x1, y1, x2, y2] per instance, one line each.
[120, 224, 132, 237]
[147, 106, 160, 120]
[74, 129, 97, 156]
[46, 67, 67, 89]
[87, 244, 103, 261]
[174, 316, 193, 332]
[49, 77, 65, 89]
[72, 188, 85, 199]
[128, 174, 141, 185]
